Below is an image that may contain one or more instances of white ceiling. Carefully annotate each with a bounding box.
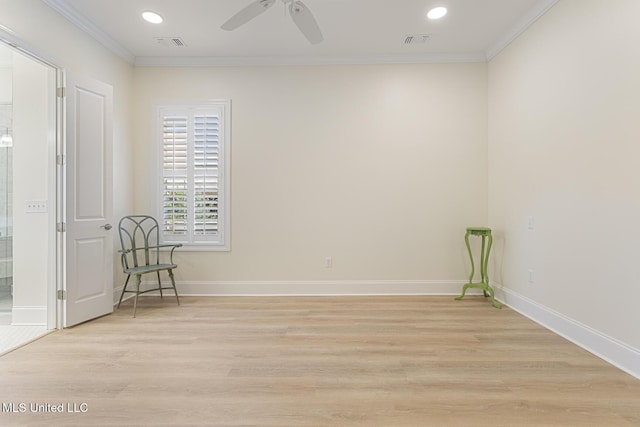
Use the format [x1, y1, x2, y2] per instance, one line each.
[42, 0, 559, 66]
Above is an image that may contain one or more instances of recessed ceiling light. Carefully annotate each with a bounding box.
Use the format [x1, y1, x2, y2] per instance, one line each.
[427, 6, 448, 20]
[142, 11, 163, 24]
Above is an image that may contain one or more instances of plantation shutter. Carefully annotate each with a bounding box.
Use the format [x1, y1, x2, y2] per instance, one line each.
[158, 103, 229, 248]
[193, 114, 220, 238]
[162, 114, 189, 236]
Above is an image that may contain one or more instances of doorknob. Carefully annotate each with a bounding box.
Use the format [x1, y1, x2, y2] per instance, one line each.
[101, 224, 113, 230]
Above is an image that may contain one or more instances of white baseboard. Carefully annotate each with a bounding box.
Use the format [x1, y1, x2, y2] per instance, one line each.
[11, 306, 47, 326]
[135, 279, 477, 297]
[494, 285, 640, 380]
[113, 285, 125, 305]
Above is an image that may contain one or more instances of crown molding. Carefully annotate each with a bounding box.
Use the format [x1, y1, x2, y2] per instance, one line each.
[41, 0, 135, 64]
[134, 52, 487, 67]
[485, 0, 560, 61]
[42, 0, 558, 67]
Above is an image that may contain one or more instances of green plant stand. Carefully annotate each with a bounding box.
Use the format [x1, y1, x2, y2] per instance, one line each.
[455, 227, 502, 309]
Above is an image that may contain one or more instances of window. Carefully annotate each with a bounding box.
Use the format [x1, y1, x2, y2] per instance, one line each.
[156, 101, 230, 250]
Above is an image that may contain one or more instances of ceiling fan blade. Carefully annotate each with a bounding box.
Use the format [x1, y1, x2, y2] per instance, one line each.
[221, 0, 277, 31]
[289, 1, 324, 44]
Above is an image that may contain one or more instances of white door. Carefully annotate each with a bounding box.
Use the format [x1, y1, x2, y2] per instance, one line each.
[63, 73, 113, 327]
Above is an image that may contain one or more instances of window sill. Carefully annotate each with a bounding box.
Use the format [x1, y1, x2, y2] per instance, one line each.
[160, 244, 230, 252]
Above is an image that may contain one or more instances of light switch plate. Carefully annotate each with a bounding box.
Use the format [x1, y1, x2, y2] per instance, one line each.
[26, 200, 48, 213]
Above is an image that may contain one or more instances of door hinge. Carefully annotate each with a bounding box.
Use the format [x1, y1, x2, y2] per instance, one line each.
[57, 87, 65, 98]
[57, 154, 66, 165]
[57, 290, 67, 300]
[57, 222, 66, 232]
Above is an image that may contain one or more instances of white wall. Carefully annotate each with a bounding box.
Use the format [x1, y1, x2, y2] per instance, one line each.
[0, 68, 11, 102]
[11, 52, 53, 322]
[133, 63, 488, 286]
[488, 0, 640, 351]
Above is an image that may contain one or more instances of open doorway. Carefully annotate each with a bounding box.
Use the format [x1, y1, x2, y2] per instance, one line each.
[0, 100, 13, 324]
[0, 43, 15, 329]
[0, 40, 57, 354]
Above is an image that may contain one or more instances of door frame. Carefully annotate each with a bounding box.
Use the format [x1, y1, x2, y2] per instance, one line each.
[1, 28, 116, 330]
[53, 67, 64, 330]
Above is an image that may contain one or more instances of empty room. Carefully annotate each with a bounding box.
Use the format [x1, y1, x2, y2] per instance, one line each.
[1, 0, 639, 425]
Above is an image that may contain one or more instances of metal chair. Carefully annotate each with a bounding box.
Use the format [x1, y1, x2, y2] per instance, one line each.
[117, 215, 182, 317]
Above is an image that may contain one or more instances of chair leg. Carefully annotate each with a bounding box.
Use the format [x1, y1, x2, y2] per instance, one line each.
[156, 271, 163, 299]
[117, 274, 131, 308]
[133, 274, 142, 318]
[168, 269, 180, 306]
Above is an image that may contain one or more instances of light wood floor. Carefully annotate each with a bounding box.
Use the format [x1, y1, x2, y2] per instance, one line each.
[1, 296, 639, 426]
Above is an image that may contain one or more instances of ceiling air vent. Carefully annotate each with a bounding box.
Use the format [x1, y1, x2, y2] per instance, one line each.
[404, 34, 431, 45]
[155, 37, 187, 48]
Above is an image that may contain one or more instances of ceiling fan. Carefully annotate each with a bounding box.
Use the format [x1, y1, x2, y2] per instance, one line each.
[221, 0, 324, 45]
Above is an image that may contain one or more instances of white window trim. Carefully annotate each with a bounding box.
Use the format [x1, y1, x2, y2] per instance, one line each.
[154, 100, 231, 251]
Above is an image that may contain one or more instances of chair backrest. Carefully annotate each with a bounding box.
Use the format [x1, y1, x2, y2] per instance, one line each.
[118, 215, 161, 269]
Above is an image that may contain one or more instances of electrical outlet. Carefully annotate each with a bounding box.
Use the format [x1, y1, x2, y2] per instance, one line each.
[528, 269, 535, 284]
[25, 200, 48, 213]
[527, 216, 535, 230]
[324, 257, 333, 268]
